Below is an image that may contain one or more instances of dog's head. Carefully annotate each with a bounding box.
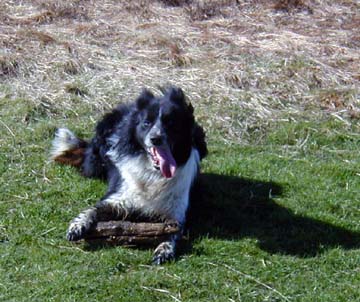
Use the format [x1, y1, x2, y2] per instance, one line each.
[134, 87, 196, 178]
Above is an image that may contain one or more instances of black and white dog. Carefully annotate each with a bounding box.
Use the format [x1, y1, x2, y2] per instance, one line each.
[51, 87, 207, 264]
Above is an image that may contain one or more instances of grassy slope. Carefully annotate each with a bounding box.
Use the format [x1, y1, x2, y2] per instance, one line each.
[0, 98, 359, 302]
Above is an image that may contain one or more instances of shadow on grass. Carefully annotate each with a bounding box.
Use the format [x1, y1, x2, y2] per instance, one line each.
[186, 173, 360, 257]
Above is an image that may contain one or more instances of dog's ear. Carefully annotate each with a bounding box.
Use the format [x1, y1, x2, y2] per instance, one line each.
[168, 87, 185, 105]
[136, 89, 154, 110]
[192, 124, 208, 160]
[187, 101, 194, 114]
[168, 87, 194, 113]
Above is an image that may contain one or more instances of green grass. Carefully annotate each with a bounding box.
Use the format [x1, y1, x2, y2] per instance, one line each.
[1, 98, 359, 302]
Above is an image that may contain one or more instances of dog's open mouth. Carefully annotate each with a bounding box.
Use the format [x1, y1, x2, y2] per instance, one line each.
[149, 146, 177, 178]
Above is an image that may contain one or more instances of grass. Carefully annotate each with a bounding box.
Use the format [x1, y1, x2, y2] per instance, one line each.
[0, 98, 359, 301]
[1, 0, 359, 143]
[1, 0, 360, 301]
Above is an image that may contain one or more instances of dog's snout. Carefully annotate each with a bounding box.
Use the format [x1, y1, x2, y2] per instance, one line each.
[150, 135, 163, 146]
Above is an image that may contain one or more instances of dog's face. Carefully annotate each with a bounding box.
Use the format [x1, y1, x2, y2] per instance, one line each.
[135, 88, 195, 178]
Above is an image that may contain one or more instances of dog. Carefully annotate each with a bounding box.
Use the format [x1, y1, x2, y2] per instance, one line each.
[51, 87, 207, 264]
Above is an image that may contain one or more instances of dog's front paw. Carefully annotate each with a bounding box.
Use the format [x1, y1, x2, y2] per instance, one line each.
[152, 241, 175, 265]
[66, 221, 87, 241]
[66, 208, 97, 241]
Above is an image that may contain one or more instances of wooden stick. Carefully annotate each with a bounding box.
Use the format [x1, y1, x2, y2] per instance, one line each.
[83, 220, 181, 247]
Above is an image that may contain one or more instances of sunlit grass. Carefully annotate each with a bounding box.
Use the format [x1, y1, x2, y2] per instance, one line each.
[0, 98, 359, 301]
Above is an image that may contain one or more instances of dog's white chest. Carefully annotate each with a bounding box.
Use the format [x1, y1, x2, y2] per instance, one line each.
[111, 149, 200, 222]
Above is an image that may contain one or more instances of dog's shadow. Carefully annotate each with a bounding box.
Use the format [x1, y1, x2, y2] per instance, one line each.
[185, 173, 360, 257]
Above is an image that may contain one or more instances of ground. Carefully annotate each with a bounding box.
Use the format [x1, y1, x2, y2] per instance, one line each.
[0, 1, 359, 301]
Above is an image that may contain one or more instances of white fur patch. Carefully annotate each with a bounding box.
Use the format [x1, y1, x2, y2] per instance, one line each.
[50, 128, 79, 160]
[107, 148, 200, 223]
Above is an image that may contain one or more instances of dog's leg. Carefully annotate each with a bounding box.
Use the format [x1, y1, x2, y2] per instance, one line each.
[66, 206, 98, 241]
[152, 226, 183, 265]
[67, 193, 127, 241]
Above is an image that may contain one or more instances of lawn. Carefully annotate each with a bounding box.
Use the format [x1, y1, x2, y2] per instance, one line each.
[1, 98, 359, 301]
[1, 1, 360, 301]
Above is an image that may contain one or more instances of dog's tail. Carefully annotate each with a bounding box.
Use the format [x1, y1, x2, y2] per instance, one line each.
[50, 128, 88, 168]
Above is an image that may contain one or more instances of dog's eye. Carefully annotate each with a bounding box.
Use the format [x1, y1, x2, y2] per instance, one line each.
[143, 120, 151, 127]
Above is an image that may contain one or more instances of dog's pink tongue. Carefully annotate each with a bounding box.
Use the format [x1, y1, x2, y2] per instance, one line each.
[155, 147, 177, 178]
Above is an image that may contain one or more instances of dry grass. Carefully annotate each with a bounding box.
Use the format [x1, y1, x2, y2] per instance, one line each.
[273, 0, 312, 12]
[1, 0, 359, 142]
[0, 55, 19, 77]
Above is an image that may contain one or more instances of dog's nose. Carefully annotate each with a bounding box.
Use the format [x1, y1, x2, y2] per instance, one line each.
[150, 135, 163, 146]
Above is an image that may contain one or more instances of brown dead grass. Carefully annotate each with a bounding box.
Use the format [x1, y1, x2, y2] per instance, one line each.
[0, 0, 359, 142]
[0, 55, 19, 77]
[273, 0, 312, 12]
[185, 0, 237, 21]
